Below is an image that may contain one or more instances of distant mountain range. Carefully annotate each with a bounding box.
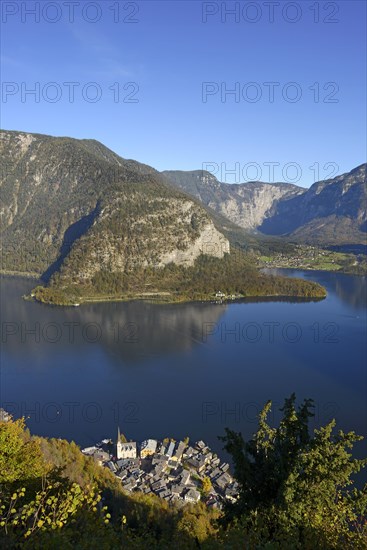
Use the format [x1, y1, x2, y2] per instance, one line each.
[163, 165, 366, 245]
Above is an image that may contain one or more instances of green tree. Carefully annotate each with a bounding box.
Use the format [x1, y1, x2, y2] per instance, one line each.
[0, 418, 48, 484]
[219, 394, 367, 548]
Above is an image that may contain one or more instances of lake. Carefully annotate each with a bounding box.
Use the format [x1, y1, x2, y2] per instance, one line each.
[1, 270, 366, 464]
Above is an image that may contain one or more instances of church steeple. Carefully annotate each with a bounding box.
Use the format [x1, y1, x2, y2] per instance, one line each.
[116, 426, 122, 459]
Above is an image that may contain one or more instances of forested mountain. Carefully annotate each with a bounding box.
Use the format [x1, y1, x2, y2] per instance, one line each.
[0, 130, 228, 277]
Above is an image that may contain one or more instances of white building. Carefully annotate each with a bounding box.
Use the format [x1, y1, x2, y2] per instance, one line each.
[116, 427, 137, 459]
[117, 441, 137, 460]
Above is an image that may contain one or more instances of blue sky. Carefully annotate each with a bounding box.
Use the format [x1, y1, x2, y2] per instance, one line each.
[1, 0, 366, 186]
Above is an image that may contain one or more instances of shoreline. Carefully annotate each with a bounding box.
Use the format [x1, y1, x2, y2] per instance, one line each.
[1, 269, 334, 307]
[23, 289, 327, 308]
[2, 270, 328, 306]
[260, 265, 367, 277]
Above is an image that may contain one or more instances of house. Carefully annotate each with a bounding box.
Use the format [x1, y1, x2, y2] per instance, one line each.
[204, 467, 213, 478]
[209, 467, 222, 480]
[180, 470, 191, 485]
[140, 439, 158, 458]
[151, 479, 166, 491]
[166, 441, 175, 458]
[215, 291, 225, 298]
[152, 463, 165, 476]
[92, 450, 110, 465]
[81, 446, 99, 456]
[116, 458, 139, 470]
[106, 461, 117, 473]
[157, 489, 171, 500]
[184, 446, 196, 458]
[171, 484, 183, 496]
[152, 455, 167, 466]
[167, 466, 181, 480]
[184, 488, 201, 503]
[117, 441, 137, 460]
[188, 455, 206, 473]
[173, 441, 186, 461]
[215, 473, 231, 490]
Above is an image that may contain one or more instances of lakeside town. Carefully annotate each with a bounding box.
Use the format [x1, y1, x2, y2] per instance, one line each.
[82, 430, 239, 509]
[257, 244, 366, 274]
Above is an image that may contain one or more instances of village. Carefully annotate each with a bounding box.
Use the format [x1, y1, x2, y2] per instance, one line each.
[257, 244, 363, 273]
[82, 430, 239, 509]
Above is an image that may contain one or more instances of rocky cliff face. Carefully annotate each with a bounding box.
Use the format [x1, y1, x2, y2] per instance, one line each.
[259, 164, 367, 244]
[57, 197, 230, 284]
[162, 170, 305, 230]
[0, 130, 230, 281]
[163, 165, 367, 245]
[158, 221, 230, 267]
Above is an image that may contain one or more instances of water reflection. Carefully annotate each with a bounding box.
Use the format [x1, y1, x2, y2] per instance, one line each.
[263, 269, 367, 311]
[1, 277, 227, 363]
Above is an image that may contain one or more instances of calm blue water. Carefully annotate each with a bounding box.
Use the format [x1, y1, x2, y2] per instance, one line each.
[1, 270, 366, 466]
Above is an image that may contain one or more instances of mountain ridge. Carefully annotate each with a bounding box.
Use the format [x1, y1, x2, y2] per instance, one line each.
[0, 129, 229, 277]
[163, 164, 366, 245]
[162, 169, 305, 230]
[259, 163, 366, 243]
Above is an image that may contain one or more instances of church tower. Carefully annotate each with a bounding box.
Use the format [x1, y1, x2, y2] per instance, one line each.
[116, 426, 123, 459]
